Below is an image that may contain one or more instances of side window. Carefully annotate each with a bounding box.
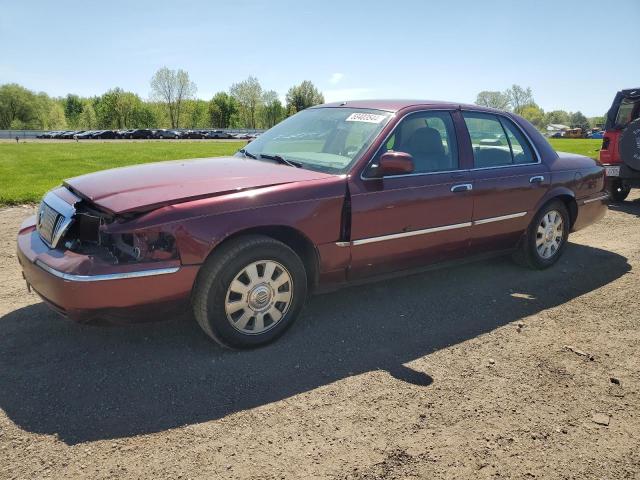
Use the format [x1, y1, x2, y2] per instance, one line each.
[463, 112, 535, 167]
[377, 111, 458, 175]
[500, 117, 535, 164]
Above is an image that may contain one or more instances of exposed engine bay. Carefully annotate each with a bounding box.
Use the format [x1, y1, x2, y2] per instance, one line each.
[41, 188, 178, 265]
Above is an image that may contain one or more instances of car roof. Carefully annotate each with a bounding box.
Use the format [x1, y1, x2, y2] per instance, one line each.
[314, 99, 505, 114]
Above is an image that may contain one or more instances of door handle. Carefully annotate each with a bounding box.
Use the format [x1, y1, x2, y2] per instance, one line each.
[451, 183, 473, 193]
[529, 175, 545, 184]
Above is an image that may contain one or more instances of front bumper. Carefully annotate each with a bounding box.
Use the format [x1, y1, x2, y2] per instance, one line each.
[17, 216, 199, 322]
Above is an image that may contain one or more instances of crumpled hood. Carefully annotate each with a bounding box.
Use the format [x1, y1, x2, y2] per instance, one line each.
[64, 156, 334, 214]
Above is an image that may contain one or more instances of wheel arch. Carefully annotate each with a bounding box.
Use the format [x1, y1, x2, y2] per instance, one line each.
[207, 225, 319, 291]
[534, 188, 578, 229]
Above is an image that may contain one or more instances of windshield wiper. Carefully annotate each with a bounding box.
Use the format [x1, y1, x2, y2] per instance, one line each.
[238, 148, 257, 159]
[259, 153, 303, 168]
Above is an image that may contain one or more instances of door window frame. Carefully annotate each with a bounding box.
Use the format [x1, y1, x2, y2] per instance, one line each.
[360, 109, 467, 180]
[459, 110, 542, 169]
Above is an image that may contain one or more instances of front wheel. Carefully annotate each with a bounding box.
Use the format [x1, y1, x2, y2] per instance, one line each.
[192, 235, 307, 349]
[513, 200, 570, 269]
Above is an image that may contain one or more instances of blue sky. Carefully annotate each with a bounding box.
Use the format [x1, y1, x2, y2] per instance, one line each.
[1, 0, 638, 116]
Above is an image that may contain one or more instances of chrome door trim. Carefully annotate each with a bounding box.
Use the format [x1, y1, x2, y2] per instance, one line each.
[473, 211, 528, 225]
[349, 222, 472, 246]
[336, 211, 528, 247]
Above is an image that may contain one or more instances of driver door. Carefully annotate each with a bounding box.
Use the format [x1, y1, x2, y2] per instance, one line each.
[347, 110, 474, 279]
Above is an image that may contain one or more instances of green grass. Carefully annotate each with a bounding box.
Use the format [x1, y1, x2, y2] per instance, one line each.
[0, 141, 245, 205]
[547, 138, 602, 160]
[0, 138, 604, 206]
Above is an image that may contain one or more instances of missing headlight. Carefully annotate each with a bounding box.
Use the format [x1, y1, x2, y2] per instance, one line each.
[111, 231, 178, 262]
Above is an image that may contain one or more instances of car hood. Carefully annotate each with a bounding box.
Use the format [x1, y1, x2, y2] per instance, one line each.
[64, 156, 335, 214]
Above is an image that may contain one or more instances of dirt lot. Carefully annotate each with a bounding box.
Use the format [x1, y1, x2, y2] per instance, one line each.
[1, 195, 639, 479]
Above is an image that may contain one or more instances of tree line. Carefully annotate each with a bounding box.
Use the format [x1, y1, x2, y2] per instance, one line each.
[0, 67, 324, 131]
[475, 85, 605, 131]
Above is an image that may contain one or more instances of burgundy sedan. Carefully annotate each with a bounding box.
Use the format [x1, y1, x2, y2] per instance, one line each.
[17, 100, 608, 348]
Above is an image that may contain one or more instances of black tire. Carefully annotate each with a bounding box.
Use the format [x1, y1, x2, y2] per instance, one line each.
[607, 178, 631, 202]
[619, 118, 640, 171]
[192, 235, 307, 349]
[513, 200, 570, 270]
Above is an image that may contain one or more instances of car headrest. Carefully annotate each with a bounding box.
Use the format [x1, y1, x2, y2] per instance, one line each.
[407, 127, 445, 156]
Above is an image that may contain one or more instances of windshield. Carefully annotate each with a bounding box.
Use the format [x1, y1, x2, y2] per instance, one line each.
[238, 107, 392, 173]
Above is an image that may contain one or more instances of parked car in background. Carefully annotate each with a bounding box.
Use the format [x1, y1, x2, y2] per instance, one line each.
[231, 132, 252, 140]
[600, 88, 640, 201]
[93, 130, 117, 139]
[128, 129, 155, 139]
[76, 131, 97, 139]
[154, 129, 180, 139]
[182, 130, 207, 139]
[17, 100, 607, 348]
[116, 129, 133, 139]
[206, 130, 234, 139]
[563, 128, 585, 139]
[59, 131, 77, 139]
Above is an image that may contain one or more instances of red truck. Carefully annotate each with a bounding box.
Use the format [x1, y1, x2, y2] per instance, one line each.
[600, 88, 640, 201]
[17, 100, 608, 348]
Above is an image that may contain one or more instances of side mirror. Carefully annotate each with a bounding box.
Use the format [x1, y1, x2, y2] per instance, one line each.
[378, 151, 414, 176]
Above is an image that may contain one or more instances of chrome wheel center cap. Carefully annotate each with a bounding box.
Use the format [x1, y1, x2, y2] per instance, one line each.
[248, 284, 272, 311]
[545, 228, 554, 243]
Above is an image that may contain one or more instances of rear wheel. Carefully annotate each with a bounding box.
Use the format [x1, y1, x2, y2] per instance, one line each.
[514, 200, 570, 269]
[192, 235, 307, 349]
[607, 178, 631, 202]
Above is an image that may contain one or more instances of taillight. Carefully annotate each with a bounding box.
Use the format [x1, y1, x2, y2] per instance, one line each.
[602, 136, 610, 150]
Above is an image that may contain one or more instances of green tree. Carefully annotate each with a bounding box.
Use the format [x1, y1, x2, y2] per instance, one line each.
[504, 85, 534, 114]
[0, 83, 37, 129]
[260, 90, 285, 128]
[543, 110, 571, 126]
[475, 91, 510, 110]
[519, 104, 545, 129]
[285, 80, 324, 114]
[230, 76, 263, 128]
[569, 111, 590, 131]
[94, 88, 148, 128]
[184, 99, 209, 128]
[131, 104, 157, 128]
[63, 94, 84, 127]
[150, 67, 196, 128]
[47, 102, 68, 129]
[208, 92, 237, 128]
[78, 102, 97, 129]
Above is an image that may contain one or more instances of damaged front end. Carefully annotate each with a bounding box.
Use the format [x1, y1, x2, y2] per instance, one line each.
[37, 187, 179, 265]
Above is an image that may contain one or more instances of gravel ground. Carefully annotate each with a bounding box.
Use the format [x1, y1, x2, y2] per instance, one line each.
[1, 194, 639, 479]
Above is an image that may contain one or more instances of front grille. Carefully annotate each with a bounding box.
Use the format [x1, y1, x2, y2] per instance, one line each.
[37, 202, 63, 247]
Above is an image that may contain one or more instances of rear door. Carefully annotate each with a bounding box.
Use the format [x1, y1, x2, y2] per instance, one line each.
[462, 111, 549, 253]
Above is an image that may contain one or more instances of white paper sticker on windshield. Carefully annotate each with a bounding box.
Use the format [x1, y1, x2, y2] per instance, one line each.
[345, 113, 386, 124]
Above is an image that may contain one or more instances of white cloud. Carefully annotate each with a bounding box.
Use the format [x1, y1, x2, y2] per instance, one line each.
[323, 88, 376, 103]
[329, 73, 344, 85]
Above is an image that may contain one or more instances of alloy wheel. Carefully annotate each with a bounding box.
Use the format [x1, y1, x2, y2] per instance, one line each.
[224, 260, 293, 334]
[536, 210, 564, 259]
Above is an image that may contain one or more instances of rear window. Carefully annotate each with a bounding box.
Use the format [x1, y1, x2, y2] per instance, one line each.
[615, 98, 640, 128]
